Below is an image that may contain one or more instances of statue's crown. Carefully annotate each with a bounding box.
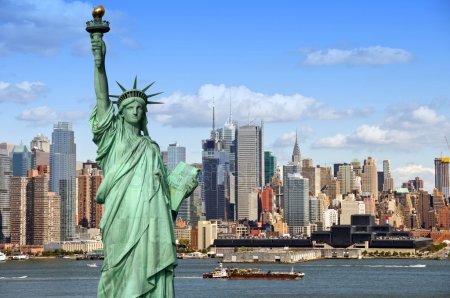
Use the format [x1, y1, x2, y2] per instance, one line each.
[109, 76, 163, 106]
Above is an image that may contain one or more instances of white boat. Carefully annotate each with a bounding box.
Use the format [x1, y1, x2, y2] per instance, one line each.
[11, 254, 29, 260]
[87, 263, 98, 268]
[0, 252, 6, 261]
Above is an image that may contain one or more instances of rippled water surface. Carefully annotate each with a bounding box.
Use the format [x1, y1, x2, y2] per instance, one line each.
[1, 258, 449, 297]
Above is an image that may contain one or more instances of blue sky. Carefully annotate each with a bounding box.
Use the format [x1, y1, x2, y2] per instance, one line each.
[1, 0, 449, 190]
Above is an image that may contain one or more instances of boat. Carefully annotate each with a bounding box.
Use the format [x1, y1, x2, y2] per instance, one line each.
[0, 252, 6, 261]
[11, 254, 29, 260]
[87, 263, 98, 268]
[203, 263, 305, 280]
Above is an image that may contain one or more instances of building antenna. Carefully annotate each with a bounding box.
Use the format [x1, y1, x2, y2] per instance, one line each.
[229, 95, 232, 122]
[212, 97, 215, 132]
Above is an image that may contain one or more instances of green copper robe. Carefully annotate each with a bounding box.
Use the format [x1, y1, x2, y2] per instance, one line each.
[91, 104, 182, 297]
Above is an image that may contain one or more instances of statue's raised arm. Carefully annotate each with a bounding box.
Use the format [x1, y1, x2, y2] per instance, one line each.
[91, 32, 111, 121]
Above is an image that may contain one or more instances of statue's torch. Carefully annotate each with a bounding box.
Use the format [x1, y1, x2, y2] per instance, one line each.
[86, 5, 110, 67]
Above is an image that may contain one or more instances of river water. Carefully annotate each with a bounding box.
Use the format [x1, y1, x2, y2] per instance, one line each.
[0, 258, 449, 297]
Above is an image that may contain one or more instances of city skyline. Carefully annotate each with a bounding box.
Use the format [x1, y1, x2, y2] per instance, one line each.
[1, 1, 449, 191]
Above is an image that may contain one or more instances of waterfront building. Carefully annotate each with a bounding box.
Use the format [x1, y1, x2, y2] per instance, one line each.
[337, 164, 355, 195]
[77, 161, 103, 229]
[12, 144, 32, 177]
[197, 220, 218, 250]
[44, 240, 102, 253]
[50, 122, 76, 241]
[284, 173, 309, 235]
[167, 142, 186, 171]
[235, 123, 264, 220]
[416, 190, 431, 228]
[264, 151, 276, 185]
[0, 148, 12, 243]
[434, 157, 450, 198]
[33, 174, 61, 245]
[10, 176, 29, 245]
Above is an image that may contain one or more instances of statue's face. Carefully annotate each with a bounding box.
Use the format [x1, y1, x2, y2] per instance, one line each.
[122, 100, 144, 125]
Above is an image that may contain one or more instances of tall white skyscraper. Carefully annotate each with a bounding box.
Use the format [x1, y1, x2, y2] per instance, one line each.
[236, 123, 264, 220]
[50, 122, 76, 241]
[167, 142, 186, 171]
[383, 160, 394, 191]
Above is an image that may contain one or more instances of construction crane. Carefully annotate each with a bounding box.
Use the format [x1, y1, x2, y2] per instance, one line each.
[446, 136, 450, 152]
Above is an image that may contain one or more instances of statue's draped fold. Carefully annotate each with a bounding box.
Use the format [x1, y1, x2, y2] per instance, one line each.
[90, 104, 176, 298]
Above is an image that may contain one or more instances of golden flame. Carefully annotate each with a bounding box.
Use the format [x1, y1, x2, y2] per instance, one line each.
[92, 5, 105, 18]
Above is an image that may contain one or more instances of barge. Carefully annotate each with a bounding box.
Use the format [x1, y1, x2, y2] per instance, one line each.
[203, 263, 304, 280]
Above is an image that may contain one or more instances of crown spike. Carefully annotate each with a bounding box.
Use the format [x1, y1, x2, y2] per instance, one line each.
[133, 76, 137, 89]
[116, 81, 127, 92]
[142, 81, 155, 93]
[147, 91, 163, 98]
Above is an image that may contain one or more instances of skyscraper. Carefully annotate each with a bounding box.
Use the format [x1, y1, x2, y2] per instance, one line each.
[31, 134, 50, 169]
[10, 177, 29, 245]
[435, 157, 450, 198]
[361, 156, 378, 198]
[235, 123, 264, 220]
[12, 144, 31, 177]
[284, 173, 309, 235]
[282, 133, 302, 211]
[167, 142, 186, 171]
[50, 122, 76, 241]
[0, 148, 12, 243]
[77, 161, 103, 228]
[337, 164, 355, 195]
[383, 160, 394, 192]
[264, 151, 276, 185]
[32, 174, 61, 245]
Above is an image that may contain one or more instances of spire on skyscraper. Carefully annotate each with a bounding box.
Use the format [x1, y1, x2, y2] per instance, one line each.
[210, 98, 218, 140]
[292, 130, 301, 164]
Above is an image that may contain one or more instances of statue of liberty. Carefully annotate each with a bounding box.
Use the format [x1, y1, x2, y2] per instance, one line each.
[87, 6, 198, 298]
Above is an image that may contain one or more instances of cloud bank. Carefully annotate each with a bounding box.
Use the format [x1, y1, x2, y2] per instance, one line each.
[150, 84, 369, 127]
[17, 105, 86, 126]
[0, 81, 47, 103]
[303, 46, 413, 66]
[312, 105, 450, 150]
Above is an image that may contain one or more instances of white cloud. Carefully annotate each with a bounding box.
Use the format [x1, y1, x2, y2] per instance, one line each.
[313, 134, 348, 148]
[0, 0, 131, 56]
[313, 105, 450, 150]
[150, 84, 365, 127]
[303, 46, 413, 66]
[17, 106, 86, 126]
[0, 81, 47, 103]
[273, 127, 313, 148]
